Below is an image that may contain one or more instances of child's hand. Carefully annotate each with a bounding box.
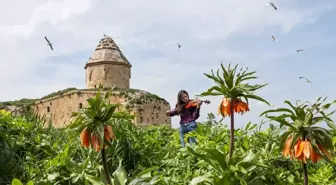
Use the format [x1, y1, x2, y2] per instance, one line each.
[195, 99, 202, 106]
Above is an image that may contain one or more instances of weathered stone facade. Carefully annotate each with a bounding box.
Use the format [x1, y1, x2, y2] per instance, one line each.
[1, 35, 172, 127]
[3, 105, 25, 117]
[85, 36, 132, 89]
[33, 89, 171, 128]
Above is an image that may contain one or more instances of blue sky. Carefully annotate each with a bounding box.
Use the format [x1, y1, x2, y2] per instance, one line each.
[0, 0, 335, 128]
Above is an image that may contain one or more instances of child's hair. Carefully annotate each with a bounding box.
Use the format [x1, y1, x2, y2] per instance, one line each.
[175, 90, 190, 115]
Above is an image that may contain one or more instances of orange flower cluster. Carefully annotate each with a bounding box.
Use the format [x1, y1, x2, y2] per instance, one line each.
[80, 125, 115, 152]
[283, 136, 332, 163]
[217, 98, 250, 117]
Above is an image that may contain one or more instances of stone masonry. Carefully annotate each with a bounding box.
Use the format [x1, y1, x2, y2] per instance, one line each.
[32, 35, 171, 127]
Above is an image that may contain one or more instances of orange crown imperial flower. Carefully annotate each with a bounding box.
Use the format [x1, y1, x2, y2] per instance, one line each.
[283, 136, 333, 163]
[217, 97, 250, 117]
[80, 128, 91, 148]
[80, 125, 116, 152]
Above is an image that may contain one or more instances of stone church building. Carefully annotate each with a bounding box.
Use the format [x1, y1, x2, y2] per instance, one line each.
[32, 36, 172, 128]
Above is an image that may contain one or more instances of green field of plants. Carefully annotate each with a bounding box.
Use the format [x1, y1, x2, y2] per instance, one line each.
[1, 64, 335, 185]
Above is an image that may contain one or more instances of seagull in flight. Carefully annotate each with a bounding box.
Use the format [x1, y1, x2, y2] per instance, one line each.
[177, 43, 181, 51]
[44, 36, 53, 50]
[297, 49, 304, 52]
[299, 76, 312, 87]
[268, 2, 278, 10]
[271, 36, 277, 42]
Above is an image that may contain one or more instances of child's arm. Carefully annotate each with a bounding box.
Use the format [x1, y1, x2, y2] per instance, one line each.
[192, 102, 202, 119]
[166, 109, 178, 117]
[193, 107, 201, 120]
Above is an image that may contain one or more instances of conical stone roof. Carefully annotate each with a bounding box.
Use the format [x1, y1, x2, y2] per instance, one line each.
[84, 36, 131, 69]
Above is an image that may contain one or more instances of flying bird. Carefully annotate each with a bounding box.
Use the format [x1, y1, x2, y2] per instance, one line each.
[297, 49, 304, 52]
[299, 76, 312, 87]
[44, 36, 53, 50]
[268, 2, 278, 10]
[177, 43, 181, 51]
[271, 36, 277, 42]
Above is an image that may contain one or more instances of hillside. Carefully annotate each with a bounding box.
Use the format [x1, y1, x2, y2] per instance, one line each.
[0, 87, 169, 115]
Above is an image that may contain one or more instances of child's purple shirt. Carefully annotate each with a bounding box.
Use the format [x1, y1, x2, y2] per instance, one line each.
[168, 105, 200, 124]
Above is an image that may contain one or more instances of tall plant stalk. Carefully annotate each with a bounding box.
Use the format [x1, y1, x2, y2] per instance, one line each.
[261, 97, 336, 185]
[229, 100, 235, 159]
[302, 134, 308, 185]
[199, 63, 269, 159]
[102, 148, 112, 185]
[69, 87, 135, 185]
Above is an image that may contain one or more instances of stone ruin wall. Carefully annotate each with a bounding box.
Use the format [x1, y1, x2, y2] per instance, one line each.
[135, 100, 171, 127]
[33, 90, 171, 128]
[86, 63, 131, 89]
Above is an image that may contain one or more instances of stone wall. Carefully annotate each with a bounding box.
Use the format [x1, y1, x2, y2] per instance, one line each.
[85, 63, 131, 89]
[33, 90, 171, 128]
[134, 101, 171, 127]
[3, 105, 24, 117]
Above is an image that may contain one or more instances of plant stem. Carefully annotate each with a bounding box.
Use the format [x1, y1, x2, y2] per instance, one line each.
[102, 147, 112, 185]
[229, 100, 235, 159]
[302, 134, 308, 185]
[302, 161, 308, 185]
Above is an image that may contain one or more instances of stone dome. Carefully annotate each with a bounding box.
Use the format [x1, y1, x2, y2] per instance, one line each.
[84, 36, 131, 69]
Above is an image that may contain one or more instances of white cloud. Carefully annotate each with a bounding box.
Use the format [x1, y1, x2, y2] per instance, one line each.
[1, 0, 336, 128]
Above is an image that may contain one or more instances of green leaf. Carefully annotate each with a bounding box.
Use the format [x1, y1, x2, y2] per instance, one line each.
[294, 120, 303, 127]
[102, 105, 117, 122]
[322, 100, 336, 110]
[216, 69, 225, 85]
[325, 119, 336, 131]
[284, 101, 299, 116]
[204, 71, 222, 86]
[238, 76, 258, 84]
[96, 124, 105, 148]
[112, 160, 128, 185]
[187, 146, 221, 172]
[203, 148, 227, 171]
[47, 172, 60, 181]
[243, 94, 271, 106]
[128, 177, 152, 185]
[238, 178, 247, 185]
[189, 174, 211, 185]
[199, 86, 225, 97]
[266, 116, 296, 129]
[26, 181, 34, 185]
[71, 112, 79, 117]
[104, 90, 111, 100]
[235, 71, 256, 85]
[221, 63, 233, 89]
[11, 179, 23, 185]
[237, 151, 255, 165]
[260, 108, 295, 117]
[85, 174, 104, 185]
[239, 166, 248, 174]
